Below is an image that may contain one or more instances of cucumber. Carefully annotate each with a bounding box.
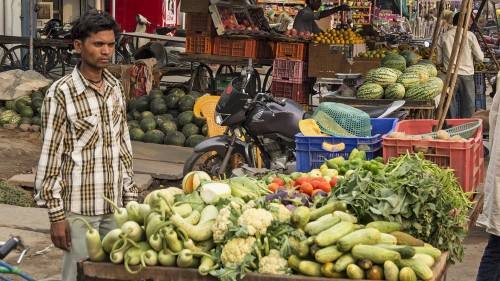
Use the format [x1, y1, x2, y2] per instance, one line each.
[315, 221, 354, 247]
[390, 231, 425, 246]
[337, 228, 382, 252]
[412, 253, 435, 267]
[297, 260, 323, 277]
[321, 262, 348, 278]
[380, 233, 398, 244]
[356, 258, 373, 270]
[375, 244, 416, 259]
[288, 255, 302, 271]
[366, 221, 404, 233]
[413, 246, 442, 259]
[304, 215, 341, 236]
[384, 260, 400, 281]
[309, 201, 347, 221]
[333, 210, 358, 223]
[315, 245, 344, 263]
[399, 266, 418, 281]
[351, 245, 401, 264]
[333, 253, 357, 272]
[397, 259, 433, 280]
[346, 264, 365, 279]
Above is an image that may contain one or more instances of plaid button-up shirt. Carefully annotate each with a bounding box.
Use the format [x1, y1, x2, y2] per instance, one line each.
[35, 66, 138, 223]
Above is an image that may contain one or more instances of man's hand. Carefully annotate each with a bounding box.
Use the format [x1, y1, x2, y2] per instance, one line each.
[50, 220, 71, 251]
[337, 4, 351, 12]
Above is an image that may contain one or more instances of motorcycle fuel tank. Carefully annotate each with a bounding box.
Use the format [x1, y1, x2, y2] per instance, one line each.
[244, 99, 305, 139]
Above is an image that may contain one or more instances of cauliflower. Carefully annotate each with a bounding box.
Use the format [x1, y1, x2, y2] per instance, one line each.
[242, 200, 256, 212]
[237, 208, 274, 236]
[269, 203, 292, 223]
[258, 249, 289, 275]
[212, 201, 242, 243]
[221, 236, 257, 266]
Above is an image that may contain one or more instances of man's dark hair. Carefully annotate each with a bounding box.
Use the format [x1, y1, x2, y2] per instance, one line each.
[453, 12, 460, 26]
[71, 10, 120, 41]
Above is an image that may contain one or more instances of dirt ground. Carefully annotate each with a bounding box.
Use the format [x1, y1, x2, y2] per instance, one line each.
[0, 128, 41, 181]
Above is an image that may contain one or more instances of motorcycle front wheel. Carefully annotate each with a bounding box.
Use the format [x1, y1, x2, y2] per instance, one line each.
[183, 151, 247, 178]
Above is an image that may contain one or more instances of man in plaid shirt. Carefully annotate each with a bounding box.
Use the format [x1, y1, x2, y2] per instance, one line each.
[35, 11, 138, 281]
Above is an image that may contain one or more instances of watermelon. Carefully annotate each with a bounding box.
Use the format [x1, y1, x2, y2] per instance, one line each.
[143, 129, 165, 144]
[31, 116, 42, 126]
[182, 123, 200, 138]
[19, 117, 31, 125]
[365, 67, 399, 88]
[167, 109, 180, 118]
[30, 90, 45, 100]
[357, 83, 384, 99]
[131, 110, 141, 120]
[126, 114, 134, 121]
[384, 83, 406, 99]
[188, 91, 202, 99]
[140, 111, 155, 120]
[193, 115, 207, 127]
[19, 106, 34, 118]
[140, 117, 157, 132]
[136, 97, 150, 112]
[165, 94, 180, 109]
[39, 84, 52, 94]
[405, 64, 435, 78]
[178, 95, 196, 112]
[169, 88, 186, 97]
[397, 71, 429, 90]
[0, 107, 6, 114]
[153, 115, 170, 127]
[129, 128, 145, 141]
[405, 77, 444, 100]
[5, 100, 16, 110]
[127, 99, 138, 113]
[201, 124, 208, 137]
[127, 120, 140, 130]
[177, 111, 194, 128]
[399, 50, 419, 66]
[31, 97, 43, 114]
[148, 89, 164, 101]
[164, 131, 186, 146]
[381, 54, 407, 72]
[186, 135, 206, 148]
[150, 98, 168, 115]
[0, 110, 17, 124]
[158, 120, 178, 135]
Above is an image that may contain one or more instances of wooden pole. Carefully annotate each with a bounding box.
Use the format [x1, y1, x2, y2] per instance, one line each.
[436, 0, 473, 129]
[429, 0, 445, 59]
[29, 0, 34, 70]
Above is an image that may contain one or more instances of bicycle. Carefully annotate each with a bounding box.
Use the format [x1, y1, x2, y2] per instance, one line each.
[0, 236, 34, 281]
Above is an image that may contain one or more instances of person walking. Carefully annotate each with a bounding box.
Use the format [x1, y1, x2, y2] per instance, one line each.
[436, 12, 484, 118]
[293, 0, 350, 34]
[476, 74, 500, 281]
[34, 10, 138, 281]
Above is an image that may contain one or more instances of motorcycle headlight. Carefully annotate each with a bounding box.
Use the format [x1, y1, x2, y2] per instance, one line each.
[214, 111, 223, 125]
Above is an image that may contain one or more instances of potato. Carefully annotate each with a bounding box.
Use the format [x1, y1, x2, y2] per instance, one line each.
[414, 146, 429, 153]
[436, 130, 451, 140]
[389, 131, 406, 138]
[423, 136, 434, 141]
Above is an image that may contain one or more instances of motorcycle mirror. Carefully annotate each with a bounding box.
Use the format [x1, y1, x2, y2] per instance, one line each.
[424, 41, 430, 47]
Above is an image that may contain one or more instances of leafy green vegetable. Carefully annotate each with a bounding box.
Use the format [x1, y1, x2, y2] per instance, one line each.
[325, 152, 474, 263]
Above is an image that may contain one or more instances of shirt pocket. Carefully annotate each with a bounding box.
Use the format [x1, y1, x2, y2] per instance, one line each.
[72, 115, 100, 148]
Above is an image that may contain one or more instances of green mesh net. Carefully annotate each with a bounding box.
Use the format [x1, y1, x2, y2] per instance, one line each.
[312, 102, 372, 137]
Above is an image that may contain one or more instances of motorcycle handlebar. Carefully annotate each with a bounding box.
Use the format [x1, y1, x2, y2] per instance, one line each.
[0, 237, 20, 259]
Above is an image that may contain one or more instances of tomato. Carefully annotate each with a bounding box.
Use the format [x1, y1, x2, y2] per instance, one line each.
[312, 177, 326, 183]
[295, 177, 309, 186]
[271, 177, 285, 186]
[300, 182, 313, 196]
[329, 177, 339, 187]
[318, 182, 332, 193]
[268, 183, 280, 193]
[310, 180, 321, 190]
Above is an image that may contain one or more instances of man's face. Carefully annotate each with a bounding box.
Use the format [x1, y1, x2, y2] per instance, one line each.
[74, 30, 115, 70]
[310, 0, 322, 11]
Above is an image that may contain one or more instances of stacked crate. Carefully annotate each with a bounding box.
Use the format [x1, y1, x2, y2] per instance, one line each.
[272, 42, 311, 104]
[185, 13, 216, 55]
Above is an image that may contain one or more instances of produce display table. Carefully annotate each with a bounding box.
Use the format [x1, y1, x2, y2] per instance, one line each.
[77, 252, 449, 281]
[320, 96, 436, 119]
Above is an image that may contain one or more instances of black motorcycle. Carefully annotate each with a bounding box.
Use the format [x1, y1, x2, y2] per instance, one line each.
[183, 75, 309, 177]
[38, 19, 79, 66]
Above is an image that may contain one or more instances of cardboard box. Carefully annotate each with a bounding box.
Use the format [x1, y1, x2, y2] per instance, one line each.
[308, 43, 381, 78]
[180, 0, 210, 13]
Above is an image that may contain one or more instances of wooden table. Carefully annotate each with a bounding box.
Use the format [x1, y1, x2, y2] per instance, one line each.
[320, 96, 436, 119]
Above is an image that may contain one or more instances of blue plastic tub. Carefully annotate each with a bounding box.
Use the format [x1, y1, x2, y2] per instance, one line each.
[295, 118, 398, 172]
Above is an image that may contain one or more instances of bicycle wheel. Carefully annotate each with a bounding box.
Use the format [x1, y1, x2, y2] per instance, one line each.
[0, 44, 15, 71]
[189, 63, 214, 93]
[262, 66, 273, 93]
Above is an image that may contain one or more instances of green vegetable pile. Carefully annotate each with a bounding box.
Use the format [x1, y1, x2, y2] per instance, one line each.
[324, 152, 474, 263]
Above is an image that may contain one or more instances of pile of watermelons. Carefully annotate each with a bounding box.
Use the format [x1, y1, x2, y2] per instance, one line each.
[0, 85, 49, 127]
[126, 87, 207, 147]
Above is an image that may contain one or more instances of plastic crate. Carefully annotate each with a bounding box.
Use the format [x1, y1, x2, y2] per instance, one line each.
[185, 35, 213, 54]
[271, 81, 311, 104]
[186, 13, 216, 35]
[276, 42, 308, 60]
[213, 37, 272, 58]
[475, 93, 486, 110]
[296, 118, 398, 172]
[272, 59, 308, 83]
[474, 72, 486, 95]
[382, 119, 485, 194]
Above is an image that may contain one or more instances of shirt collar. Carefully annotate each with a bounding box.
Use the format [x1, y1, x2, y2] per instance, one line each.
[72, 63, 117, 96]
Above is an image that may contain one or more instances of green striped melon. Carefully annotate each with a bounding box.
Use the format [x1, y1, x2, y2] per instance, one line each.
[365, 67, 400, 88]
[357, 83, 384, 99]
[405, 77, 444, 100]
[381, 54, 407, 71]
[384, 83, 406, 99]
[397, 71, 429, 89]
[419, 63, 438, 77]
[399, 50, 419, 66]
[405, 64, 436, 78]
